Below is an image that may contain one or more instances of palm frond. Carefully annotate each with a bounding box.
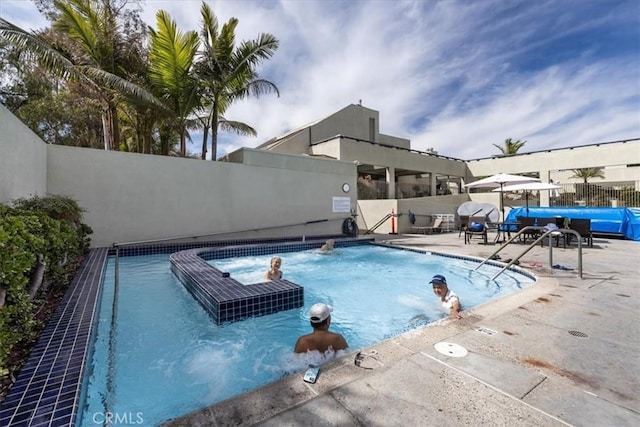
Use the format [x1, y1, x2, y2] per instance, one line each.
[80, 66, 167, 109]
[0, 17, 76, 79]
[53, 0, 99, 63]
[218, 119, 257, 137]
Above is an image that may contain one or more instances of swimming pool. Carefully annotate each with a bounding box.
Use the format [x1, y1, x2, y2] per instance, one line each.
[79, 243, 534, 425]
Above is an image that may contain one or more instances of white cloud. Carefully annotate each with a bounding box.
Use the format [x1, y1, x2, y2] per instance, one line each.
[2, 0, 639, 160]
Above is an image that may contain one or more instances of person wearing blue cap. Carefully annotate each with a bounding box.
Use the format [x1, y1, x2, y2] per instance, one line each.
[430, 274, 462, 319]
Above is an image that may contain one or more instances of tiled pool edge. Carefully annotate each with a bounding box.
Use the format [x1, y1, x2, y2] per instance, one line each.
[169, 239, 374, 324]
[0, 248, 108, 427]
[0, 236, 373, 426]
[169, 247, 304, 324]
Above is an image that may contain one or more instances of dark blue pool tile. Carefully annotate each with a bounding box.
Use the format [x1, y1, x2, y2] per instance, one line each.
[2, 410, 32, 427]
[0, 247, 108, 427]
[32, 413, 73, 427]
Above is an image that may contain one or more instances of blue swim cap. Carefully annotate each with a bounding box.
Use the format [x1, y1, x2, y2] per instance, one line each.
[429, 274, 447, 285]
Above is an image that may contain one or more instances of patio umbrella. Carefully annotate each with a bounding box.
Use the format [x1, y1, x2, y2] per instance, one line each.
[464, 173, 540, 221]
[495, 181, 561, 215]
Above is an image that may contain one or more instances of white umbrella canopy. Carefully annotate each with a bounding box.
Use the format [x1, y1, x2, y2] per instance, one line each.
[464, 173, 540, 189]
[465, 173, 541, 221]
[497, 182, 561, 192]
[494, 181, 561, 215]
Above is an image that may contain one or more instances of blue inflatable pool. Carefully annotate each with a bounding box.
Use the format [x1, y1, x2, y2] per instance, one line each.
[505, 207, 640, 241]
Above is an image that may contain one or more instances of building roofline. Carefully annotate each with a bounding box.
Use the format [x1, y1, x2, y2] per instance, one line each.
[310, 135, 467, 163]
[311, 134, 639, 164]
[465, 137, 640, 162]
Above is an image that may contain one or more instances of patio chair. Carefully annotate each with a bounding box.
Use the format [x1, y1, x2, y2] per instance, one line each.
[516, 216, 539, 243]
[458, 215, 469, 237]
[464, 216, 488, 244]
[540, 223, 567, 248]
[567, 218, 593, 247]
[411, 217, 443, 234]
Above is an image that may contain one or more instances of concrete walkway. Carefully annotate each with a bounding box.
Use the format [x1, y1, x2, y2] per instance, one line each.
[167, 232, 640, 427]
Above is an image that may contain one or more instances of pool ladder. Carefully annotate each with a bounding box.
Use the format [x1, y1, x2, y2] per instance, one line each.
[475, 226, 583, 280]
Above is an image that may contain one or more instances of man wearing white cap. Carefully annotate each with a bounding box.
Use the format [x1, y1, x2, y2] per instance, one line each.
[294, 303, 349, 354]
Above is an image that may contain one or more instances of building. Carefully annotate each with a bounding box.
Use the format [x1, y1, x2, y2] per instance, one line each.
[223, 104, 640, 233]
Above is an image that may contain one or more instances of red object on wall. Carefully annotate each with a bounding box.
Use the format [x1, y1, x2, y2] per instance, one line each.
[391, 209, 396, 234]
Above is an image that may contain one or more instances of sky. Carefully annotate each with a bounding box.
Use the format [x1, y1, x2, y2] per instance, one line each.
[1, 0, 639, 160]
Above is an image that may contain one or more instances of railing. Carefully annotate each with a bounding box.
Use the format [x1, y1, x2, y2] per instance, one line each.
[474, 226, 583, 280]
[357, 178, 388, 199]
[551, 181, 640, 208]
[364, 213, 392, 234]
[110, 218, 344, 248]
[396, 183, 431, 199]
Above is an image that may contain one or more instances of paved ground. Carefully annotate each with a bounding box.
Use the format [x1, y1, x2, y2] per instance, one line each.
[166, 232, 640, 427]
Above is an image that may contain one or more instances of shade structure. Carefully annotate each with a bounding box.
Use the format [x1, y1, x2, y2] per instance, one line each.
[494, 181, 561, 215]
[456, 201, 500, 223]
[465, 173, 541, 221]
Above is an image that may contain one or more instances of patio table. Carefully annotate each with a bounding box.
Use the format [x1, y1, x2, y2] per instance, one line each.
[494, 222, 520, 243]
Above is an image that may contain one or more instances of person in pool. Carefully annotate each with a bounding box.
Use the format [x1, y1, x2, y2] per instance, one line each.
[264, 256, 282, 280]
[430, 274, 463, 319]
[294, 303, 349, 353]
[320, 239, 335, 252]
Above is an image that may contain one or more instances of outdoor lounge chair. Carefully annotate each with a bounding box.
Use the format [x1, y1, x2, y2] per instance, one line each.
[411, 217, 443, 234]
[464, 216, 488, 244]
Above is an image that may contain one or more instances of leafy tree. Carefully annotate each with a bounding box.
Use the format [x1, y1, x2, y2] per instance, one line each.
[570, 167, 605, 183]
[0, 2, 164, 151]
[493, 137, 526, 156]
[51, 0, 141, 150]
[194, 2, 279, 160]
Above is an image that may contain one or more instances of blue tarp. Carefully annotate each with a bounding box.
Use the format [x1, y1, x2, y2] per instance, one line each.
[505, 207, 640, 241]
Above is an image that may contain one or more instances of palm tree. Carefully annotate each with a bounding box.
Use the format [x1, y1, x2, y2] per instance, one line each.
[148, 10, 200, 157]
[0, 2, 163, 151]
[570, 167, 605, 183]
[194, 2, 279, 160]
[493, 138, 526, 156]
[52, 0, 136, 150]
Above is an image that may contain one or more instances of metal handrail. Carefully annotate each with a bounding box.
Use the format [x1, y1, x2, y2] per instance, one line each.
[364, 213, 392, 234]
[474, 226, 583, 280]
[112, 217, 343, 248]
[106, 246, 120, 418]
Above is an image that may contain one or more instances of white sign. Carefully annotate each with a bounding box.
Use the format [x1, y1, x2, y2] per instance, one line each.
[332, 197, 351, 213]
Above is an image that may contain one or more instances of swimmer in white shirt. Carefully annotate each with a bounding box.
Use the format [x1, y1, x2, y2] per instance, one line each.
[429, 274, 462, 319]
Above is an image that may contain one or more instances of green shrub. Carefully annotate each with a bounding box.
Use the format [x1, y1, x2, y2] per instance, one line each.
[0, 196, 91, 381]
[12, 195, 93, 252]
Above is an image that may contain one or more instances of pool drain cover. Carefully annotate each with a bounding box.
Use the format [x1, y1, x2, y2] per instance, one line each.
[434, 341, 468, 357]
[568, 330, 588, 338]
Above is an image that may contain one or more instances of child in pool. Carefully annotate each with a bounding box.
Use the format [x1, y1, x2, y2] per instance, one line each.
[265, 256, 282, 280]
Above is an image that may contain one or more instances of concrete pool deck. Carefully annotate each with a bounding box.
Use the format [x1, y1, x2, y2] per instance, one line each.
[166, 232, 639, 427]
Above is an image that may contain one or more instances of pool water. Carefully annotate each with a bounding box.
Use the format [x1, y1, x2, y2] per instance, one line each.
[80, 245, 534, 426]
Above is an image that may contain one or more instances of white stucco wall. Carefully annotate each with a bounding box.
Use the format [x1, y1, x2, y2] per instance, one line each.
[465, 142, 640, 182]
[45, 146, 356, 247]
[311, 104, 379, 143]
[465, 141, 640, 206]
[337, 138, 468, 177]
[4, 101, 638, 247]
[0, 104, 47, 203]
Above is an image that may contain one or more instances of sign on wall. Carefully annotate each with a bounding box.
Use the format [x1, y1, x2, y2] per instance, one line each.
[332, 197, 351, 213]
